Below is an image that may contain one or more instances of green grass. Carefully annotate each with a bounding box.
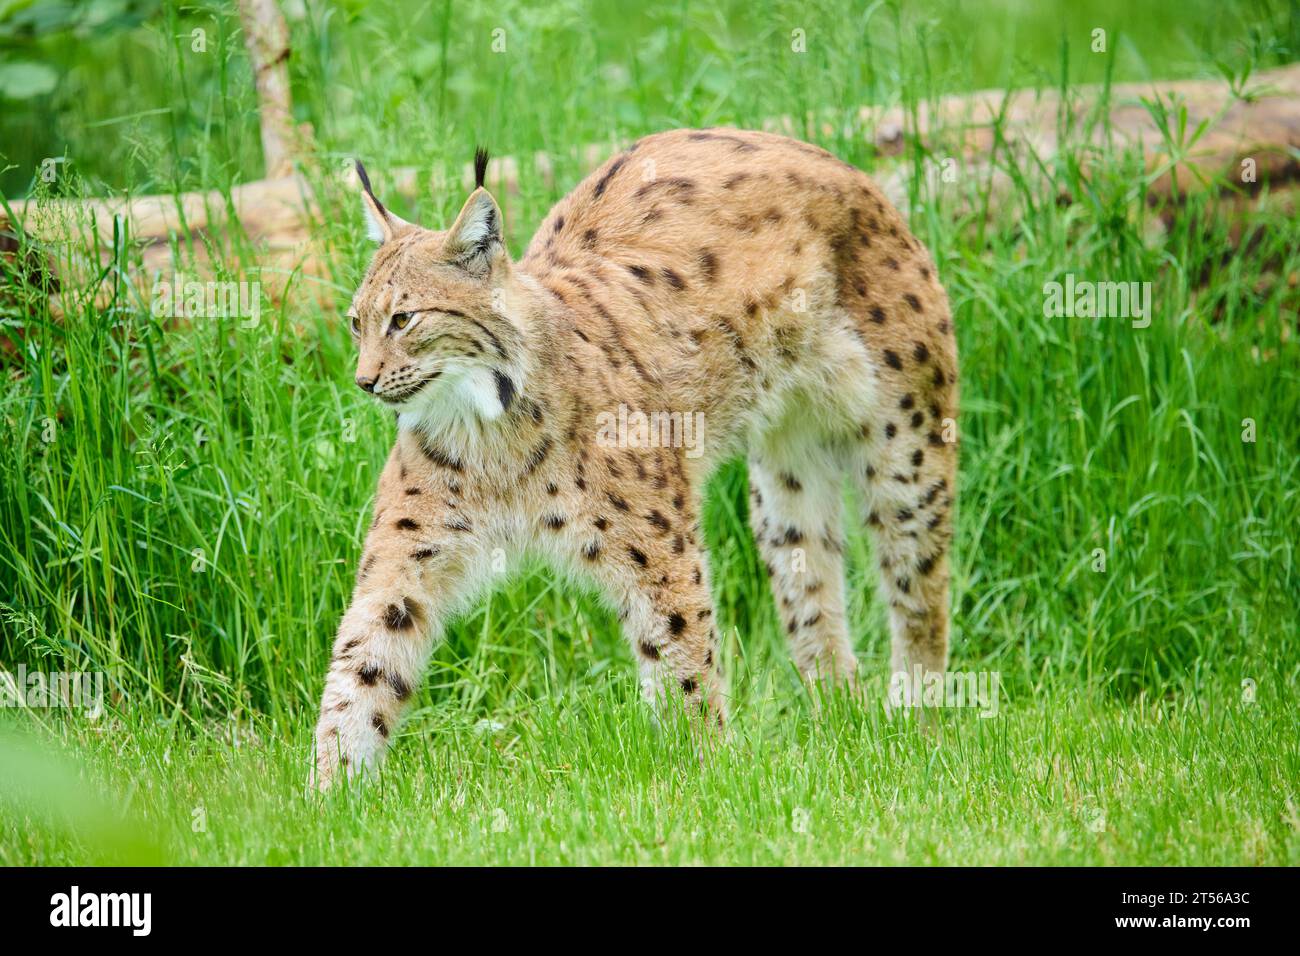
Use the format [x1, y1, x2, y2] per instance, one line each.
[4, 688, 1296, 865]
[1, 0, 1298, 865]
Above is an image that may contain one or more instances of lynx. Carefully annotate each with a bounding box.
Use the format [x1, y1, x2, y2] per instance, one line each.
[313, 129, 957, 787]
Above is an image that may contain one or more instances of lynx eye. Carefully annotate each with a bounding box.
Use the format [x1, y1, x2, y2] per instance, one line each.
[348, 315, 361, 336]
[390, 311, 415, 332]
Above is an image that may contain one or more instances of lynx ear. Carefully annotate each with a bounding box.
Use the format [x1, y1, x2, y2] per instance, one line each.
[444, 148, 503, 272]
[355, 160, 410, 244]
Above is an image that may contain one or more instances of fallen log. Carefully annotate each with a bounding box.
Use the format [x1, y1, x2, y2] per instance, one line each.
[3, 61, 1299, 319]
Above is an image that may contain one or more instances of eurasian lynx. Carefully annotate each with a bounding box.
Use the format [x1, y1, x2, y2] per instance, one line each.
[313, 130, 957, 787]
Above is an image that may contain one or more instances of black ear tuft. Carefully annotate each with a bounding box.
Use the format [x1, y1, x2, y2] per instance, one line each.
[474, 147, 489, 189]
[356, 159, 387, 216]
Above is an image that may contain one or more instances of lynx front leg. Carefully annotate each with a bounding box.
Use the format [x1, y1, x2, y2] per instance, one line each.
[312, 534, 473, 790]
[624, 573, 726, 728]
[593, 525, 726, 727]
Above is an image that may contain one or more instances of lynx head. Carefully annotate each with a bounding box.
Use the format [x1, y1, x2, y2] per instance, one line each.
[347, 149, 526, 431]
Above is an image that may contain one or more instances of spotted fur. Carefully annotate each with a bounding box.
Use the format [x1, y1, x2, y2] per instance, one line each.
[313, 128, 958, 788]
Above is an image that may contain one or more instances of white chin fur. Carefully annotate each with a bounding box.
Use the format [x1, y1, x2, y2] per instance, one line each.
[396, 364, 503, 437]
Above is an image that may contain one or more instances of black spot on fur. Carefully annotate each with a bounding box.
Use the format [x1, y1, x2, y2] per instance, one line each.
[869, 306, 886, 324]
[523, 438, 552, 475]
[358, 664, 380, 686]
[646, 510, 671, 533]
[493, 369, 516, 411]
[372, 713, 389, 738]
[627, 264, 654, 284]
[396, 517, 419, 531]
[662, 268, 686, 291]
[900, 394, 915, 410]
[781, 473, 802, 492]
[387, 673, 411, 700]
[913, 342, 930, 363]
[583, 541, 601, 560]
[883, 350, 903, 370]
[782, 527, 803, 545]
[411, 547, 439, 561]
[912, 449, 924, 467]
[636, 176, 698, 200]
[606, 492, 629, 512]
[689, 131, 758, 152]
[471, 319, 507, 358]
[668, 612, 686, 635]
[698, 249, 718, 281]
[885, 422, 897, 439]
[680, 677, 697, 694]
[904, 293, 923, 312]
[639, 641, 660, 660]
[910, 411, 925, 429]
[628, 546, 648, 567]
[593, 155, 627, 198]
[543, 514, 566, 530]
[384, 599, 417, 630]
[420, 440, 463, 472]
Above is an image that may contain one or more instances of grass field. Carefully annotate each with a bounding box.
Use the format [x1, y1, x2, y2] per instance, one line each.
[1, 0, 1298, 866]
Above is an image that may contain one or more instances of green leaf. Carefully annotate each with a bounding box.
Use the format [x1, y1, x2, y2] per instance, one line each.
[0, 60, 59, 99]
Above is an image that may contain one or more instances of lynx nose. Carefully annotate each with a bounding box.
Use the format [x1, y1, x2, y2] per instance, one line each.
[355, 375, 377, 393]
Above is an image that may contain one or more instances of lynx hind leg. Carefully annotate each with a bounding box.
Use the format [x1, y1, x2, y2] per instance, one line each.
[748, 445, 858, 686]
[855, 400, 956, 710]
